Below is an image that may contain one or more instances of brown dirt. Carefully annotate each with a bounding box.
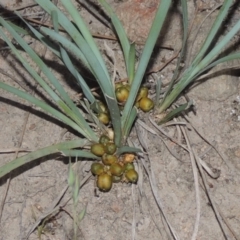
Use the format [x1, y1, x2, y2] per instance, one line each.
[0, 0, 240, 240]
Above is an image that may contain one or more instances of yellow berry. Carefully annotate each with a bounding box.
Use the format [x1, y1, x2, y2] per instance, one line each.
[102, 154, 117, 166]
[125, 169, 138, 183]
[105, 142, 117, 155]
[98, 112, 110, 125]
[124, 163, 135, 171]
[99, 135, 110, 146]
[123, 153, 135, 163]
[110, 163, 124, 177]
[139, 97, 154, 112]
[97, 173, 112, 192]
[137, 87, 149, 101]
[91, 162, 104, 175]
[91, 143, 106, 157]
[116, 86, 129, 103]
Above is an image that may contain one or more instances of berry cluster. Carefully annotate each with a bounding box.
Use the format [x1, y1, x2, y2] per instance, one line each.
[96, 83, 154, 125]
[90, 135, 138, 192]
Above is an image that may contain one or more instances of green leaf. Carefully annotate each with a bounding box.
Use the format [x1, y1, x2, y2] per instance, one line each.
[155, 77, 162, 106]
[68, 162, 75, 187]
[35, 0, 113, 93]
[158, 1, 240, 114]
[0, 139, 89, 178]
[60, 47, 95, 104]
[50, 10, 95, 104]
[0, 17, 97, 141]
[122, 107, 138, 141]
[4, 20, 29, 35]
[191, 0, 233, 67]
[198, 52, 240, 76]
[121, 0, 172, 130]
[128, 43, 136, 84]
[162, 0, 188, 101]
[73, 177, 79, 205]
[98, 0, 130, 70]
[60, 0, 110, 80]
[158, 102, 191, 125]
[0, 82, 92, 138]
[39, 27, 121, 139]
[78, 207, 87, 221]
[61, 150, 100, 160]
[117, 146, 141, 155]
[105, 95, 122, 146]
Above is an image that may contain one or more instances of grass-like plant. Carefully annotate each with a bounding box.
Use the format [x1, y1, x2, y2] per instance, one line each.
[0, 0, 171, 178]
[0, 0, 240, 183]
[67, 161, 86, 240]
[157, 0, 240, 120]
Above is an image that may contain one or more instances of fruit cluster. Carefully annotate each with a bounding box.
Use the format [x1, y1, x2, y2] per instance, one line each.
[90, 134, 138, 192]
[96, 83, 154, 125]
[115, 83, 154, 112]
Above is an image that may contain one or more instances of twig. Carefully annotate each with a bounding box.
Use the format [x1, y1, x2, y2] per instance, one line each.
[215, 201, 240, 240]
[9, 3, 38, 11]
[180, 126, 200, 240]
[135, 126, 180, 240]
[186, 3, 223, 68]
[149, 117, 189, 152]
[191, 148, 229, 239]
[0, 68, 31, 92]
[147, 50, 180, 74]
[0, 148, 31, 153]
[131, 184, 136, 240]
[25, 172, 91, 239]
[184, 115, 237, 175]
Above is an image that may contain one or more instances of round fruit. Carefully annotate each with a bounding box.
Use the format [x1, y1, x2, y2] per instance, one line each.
[124, 84, 131, 91]
[110, 163, 124, 177]
[98, 112, 110, 125]
[98, 101, 109, 114]
[115, 86, 129, 103]
[137, 87, 149, 101]
[125, 169, 138, 183]
[91, 162, 104, 175]
[134, 101, 140, 108]
[123, 153, 135, 163]
[102, 154, 117, 166]
[97, 173, 112, 192]
[112, 175, 122, 183]
[105, 142, 117, 155]
[99, 135, 110, 146]
[91, 143, 106, 157]
[139, 97, 154, 112]
[124, 163, 135, 171]
[115, 82, 123, 90]
[107, 129, 114, 140]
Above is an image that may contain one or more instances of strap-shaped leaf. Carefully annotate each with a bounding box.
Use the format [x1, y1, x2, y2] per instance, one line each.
[0, 82, 95, 139]
[105, 95, 122, 146]
[122, 0, 172, 131]
[122, 107, 138, 141]
[35, 0, 113, 93]
[128, 43, 136, 84]
[60, 0, 110, 80]
[158, 102, 190, 125]
[50, 10, 95, 104]
[117, 146, 141, 155]
[191, 0, 233, 67]
[98, 0, 131, 74]
[61, 150, 100, 159]
[162, 0, 188, 101]
[0, 139, 90, 178]
[0, 18, 97, 141]
[159, 2, 240, 113]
